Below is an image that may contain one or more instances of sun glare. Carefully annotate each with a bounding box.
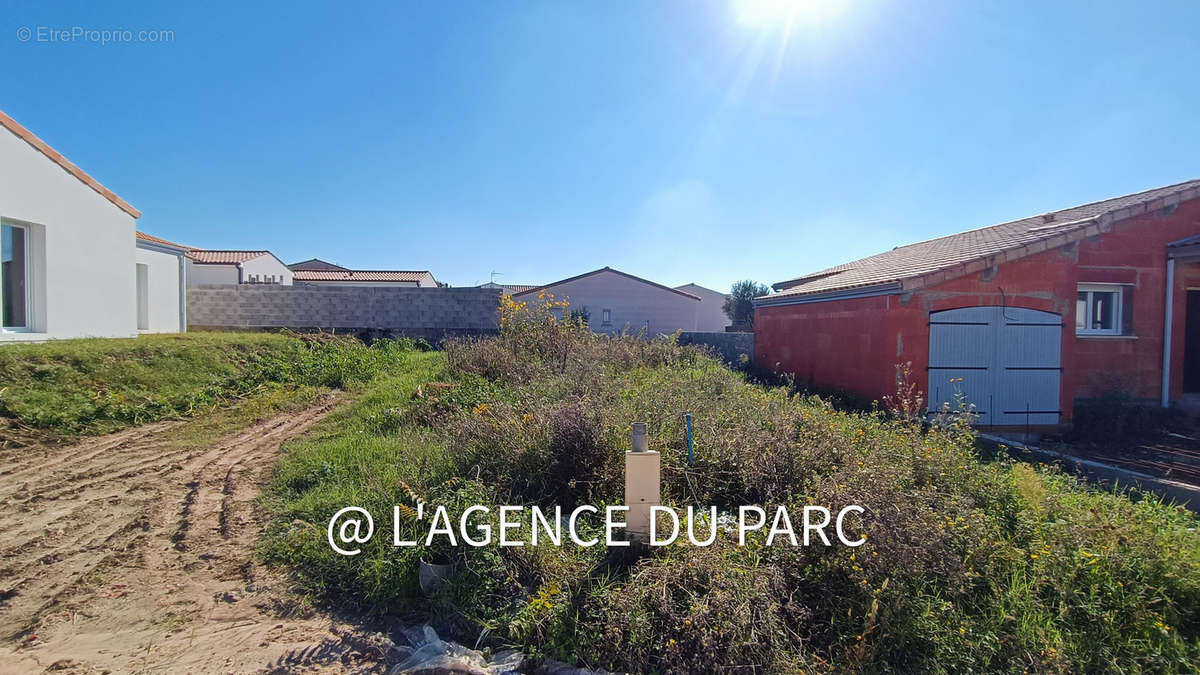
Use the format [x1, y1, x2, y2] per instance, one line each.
[734, 0, 841, 28]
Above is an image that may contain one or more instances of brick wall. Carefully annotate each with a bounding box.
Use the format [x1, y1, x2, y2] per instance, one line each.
[187, 285, 500, 340]
[755, 197, 1200, 421]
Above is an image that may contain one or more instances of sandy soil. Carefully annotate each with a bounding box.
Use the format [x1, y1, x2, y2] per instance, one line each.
[0, 395, 397, 674]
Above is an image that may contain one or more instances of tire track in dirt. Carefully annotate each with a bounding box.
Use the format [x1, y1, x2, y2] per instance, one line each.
[0, 392, 398, 674]
[0, 421, 181, 484]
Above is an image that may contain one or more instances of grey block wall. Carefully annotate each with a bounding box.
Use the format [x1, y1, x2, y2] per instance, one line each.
[187, 285, 501, 340]
[678, 331, 754, 366]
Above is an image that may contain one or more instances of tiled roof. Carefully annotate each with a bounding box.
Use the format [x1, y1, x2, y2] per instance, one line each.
[292, 270, 432, 282]
[0, 109, 140, 219]
[479, 282, 537, 293]
[511, 267, 701, 300]
[770, 179, 1200, 299]
[187, 250, 271, 265]
[500, 284, 538, 294]
[136, 231, 190, 250]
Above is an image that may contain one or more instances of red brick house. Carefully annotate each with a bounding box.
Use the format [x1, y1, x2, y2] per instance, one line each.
[755, 179, 1200, 427]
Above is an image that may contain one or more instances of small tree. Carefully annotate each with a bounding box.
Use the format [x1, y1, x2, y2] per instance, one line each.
[569, 305, 591, 326]
[723, 280, 770, 328]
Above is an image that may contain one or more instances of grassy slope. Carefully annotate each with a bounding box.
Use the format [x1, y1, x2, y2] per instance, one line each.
[262, 351, 448, 605]
[0, 332, 422, 437]
[262, 326, 1200, 672]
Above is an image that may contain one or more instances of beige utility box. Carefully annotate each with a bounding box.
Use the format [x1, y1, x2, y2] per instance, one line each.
[625, 422, 660, 540]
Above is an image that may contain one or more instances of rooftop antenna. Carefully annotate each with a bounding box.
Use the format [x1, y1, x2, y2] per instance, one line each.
[490, 270, 504, 285]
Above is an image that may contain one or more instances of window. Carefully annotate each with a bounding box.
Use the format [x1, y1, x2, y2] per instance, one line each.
[2, 222, 29, 330]
[136, 263, 149, 331]
[1076, 284, 1123, 335]
[602, 309, 611, 325]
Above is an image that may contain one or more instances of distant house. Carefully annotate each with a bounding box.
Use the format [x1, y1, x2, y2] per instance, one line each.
[288, 258, 348, 272]
[292, 268, 438, 287]
[510, 267, 700, 335]
[756, 179, 1200, 427]
[479, 281, 538, 295]
[187, 250, 294, 286]
[135, 232, 189, 333]
[287, 258, 438, 287]
[675, 283, 731, 332]
[0, 109, 184, 341]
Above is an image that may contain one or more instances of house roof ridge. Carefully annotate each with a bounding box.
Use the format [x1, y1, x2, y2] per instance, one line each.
[890, 178, 1200, 252]
[328, 268, 431, 273]
[0, 109, 141, 219]
[511, 266, 701, 300]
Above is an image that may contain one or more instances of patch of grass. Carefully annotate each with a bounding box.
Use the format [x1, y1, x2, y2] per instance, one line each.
[0, 331, 423, 437]
[262, 299, 1200, 672]
[260, 351, 448, 609]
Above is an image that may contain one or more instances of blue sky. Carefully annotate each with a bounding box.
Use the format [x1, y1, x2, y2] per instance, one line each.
[3, 1, 1199, 290]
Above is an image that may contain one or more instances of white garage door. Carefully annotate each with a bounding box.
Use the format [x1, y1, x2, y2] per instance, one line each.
[927, 306, 1062, 426]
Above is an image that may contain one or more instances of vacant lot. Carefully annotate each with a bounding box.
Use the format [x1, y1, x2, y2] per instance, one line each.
[265, 297, 1200, 673]
[0, 333, 437, 673]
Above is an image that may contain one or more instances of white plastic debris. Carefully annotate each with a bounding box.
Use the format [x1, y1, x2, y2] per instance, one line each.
[390, 625, 523, 675]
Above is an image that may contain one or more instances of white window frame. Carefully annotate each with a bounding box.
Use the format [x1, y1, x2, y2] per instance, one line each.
[1, 220, 31, 333]
[601, 308, 611, 326]
[1076, 283, 1123, 336]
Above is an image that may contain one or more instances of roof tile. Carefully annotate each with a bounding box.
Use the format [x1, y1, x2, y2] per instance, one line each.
[188, 250, 271, 264]
[292, 270, 432, 282]
[136, 231, 190, 250]
[772, 179, 1200, 298]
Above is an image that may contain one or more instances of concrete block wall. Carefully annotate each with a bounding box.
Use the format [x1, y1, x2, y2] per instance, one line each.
[679, 331, 754, 366]
[187, 285, 501, 340]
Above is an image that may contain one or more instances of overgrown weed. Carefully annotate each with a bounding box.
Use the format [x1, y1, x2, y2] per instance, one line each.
[263, 297, 1200, 673]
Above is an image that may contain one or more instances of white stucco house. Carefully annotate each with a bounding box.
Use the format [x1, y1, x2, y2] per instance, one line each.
[511, 267, 701, 335]
[135, 232, 189, 333]
[0, 109, 184, 342]
[288, 259, 439, 287]
[187, 249, 294, 286]
[675, 283, 732, 332]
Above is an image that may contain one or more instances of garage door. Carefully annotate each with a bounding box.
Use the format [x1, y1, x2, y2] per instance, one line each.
[927, 306, 1062, 426]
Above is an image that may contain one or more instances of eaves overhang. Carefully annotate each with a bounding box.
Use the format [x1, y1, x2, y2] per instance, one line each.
[754, 282, 903, 308]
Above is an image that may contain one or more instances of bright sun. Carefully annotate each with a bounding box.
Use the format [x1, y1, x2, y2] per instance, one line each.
[734, 0, 838, 28]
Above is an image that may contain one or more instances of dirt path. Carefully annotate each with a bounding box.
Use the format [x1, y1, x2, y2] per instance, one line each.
[0, 394, 396, 674]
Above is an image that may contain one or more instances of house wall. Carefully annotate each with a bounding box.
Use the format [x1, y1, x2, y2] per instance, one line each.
[1075, 198, 1200, 403]
[134, 246, 184, 333]
[677, 284, 732, 332]
[756, 197, 1200, 421]
[187, 262, 239, 286]
[754, 294, 895, 400]
[0, 123, 138, 342]
[514, 270, 699, 335]
[239, 255, 293, 284]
